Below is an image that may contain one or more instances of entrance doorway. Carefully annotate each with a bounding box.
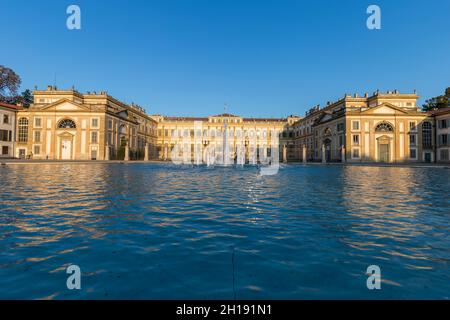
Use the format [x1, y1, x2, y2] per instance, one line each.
[424, 152, 432, 163]
[324, 139, 332, 162]
[61, 140, 72, 160]
[379, 144, 390, 163]
[19, 149, 26, 159]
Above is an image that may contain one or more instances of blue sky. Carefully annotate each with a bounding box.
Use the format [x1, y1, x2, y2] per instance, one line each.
[1, 0, 449, 117]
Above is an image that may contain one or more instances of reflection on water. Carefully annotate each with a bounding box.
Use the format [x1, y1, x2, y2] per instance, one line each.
[0, 163, 449, 299]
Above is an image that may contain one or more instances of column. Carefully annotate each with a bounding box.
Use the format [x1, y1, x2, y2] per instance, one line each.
[144, 143, 149, 161]
[105, 144, 110, 161]
[282, 145, 287, 163]
[302, 145, 307, 163]
[341, 146, 346, 163]
[124, 144, 129, 161]
[322, 144, 326, 164]
[164, 145, 168, 161]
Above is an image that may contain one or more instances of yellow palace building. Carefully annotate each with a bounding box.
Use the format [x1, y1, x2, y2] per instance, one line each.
[150, 113, 300, 162]
[292, 90, 436, 163]
[15, 86, 158, 160]
[13, 86, 448, 164]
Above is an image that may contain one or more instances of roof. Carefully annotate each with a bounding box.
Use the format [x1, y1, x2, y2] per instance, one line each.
[0, 102, 23, 111]
[164, 116, 209, 121]
[243, 118, 286, 122]
[427, 107, 450, 116]
[211, 113, 239, 118]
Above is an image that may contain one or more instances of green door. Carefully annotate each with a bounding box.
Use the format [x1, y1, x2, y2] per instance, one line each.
[379, 144, 389, 162]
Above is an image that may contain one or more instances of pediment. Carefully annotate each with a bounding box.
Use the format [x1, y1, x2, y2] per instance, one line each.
[57, 131, 75, 138]
[315, 111, 334, 124]
[362, 103, 410, 115]
[40, 99, 91, 112]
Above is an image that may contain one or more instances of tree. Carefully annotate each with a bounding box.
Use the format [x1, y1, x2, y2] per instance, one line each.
[19, 89, 34, 107]
[422, 87, 450, 112]
[0, 65, 21, 102]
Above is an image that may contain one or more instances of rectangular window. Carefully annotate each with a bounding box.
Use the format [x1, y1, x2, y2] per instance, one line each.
[91, 131, 98, 144]
[33, 145, 40, 155]
[34, 117, 42, 128]
[409, 121, 417, 132]
[108, 119, 113, 129]
[352, 121, 360, 131]
[440, 134, 449, 146]
[352, 148, 360, 159]
[440, 149, 449, 161]
[410, 148, 417, 159]
[3, 115, 9, 124]
[352, 134, 360, 145]
[91, 118, 99, 128]
[91, 147, 98, 160]
[2, 146, 8, 155]
[0, 129, 11, 142]
[34, 131, 41, 143]
[409, 134, 416, 146]
[441, 120, 448, 129]
[339, 135, 344, 147]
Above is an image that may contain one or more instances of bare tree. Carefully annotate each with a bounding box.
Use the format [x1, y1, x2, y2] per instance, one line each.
[0, 65, 21, 102]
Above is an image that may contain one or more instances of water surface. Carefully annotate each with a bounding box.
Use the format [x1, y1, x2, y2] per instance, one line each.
[0, 163, 449, 299]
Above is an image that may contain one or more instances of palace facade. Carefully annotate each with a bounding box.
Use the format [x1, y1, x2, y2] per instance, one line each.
[0, 102, 21, 158]
[292, 90, 438, 163]
[4, 86, 449, 164]
[14, 86, 158, 160]
[150, 114, 300, 162]
[431, 107, 450, 163]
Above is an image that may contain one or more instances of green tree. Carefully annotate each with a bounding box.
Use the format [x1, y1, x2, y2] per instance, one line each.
[19, 89, 34, 107]
[0, 65, 21, 102]
[422, 87, 450, 111]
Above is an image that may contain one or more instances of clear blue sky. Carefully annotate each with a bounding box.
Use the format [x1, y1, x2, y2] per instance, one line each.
[1, 0, 449, 117]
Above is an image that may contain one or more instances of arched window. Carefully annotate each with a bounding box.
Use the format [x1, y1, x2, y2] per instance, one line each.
[375, 122, 394, 132]
[18, 118, 29, 142]
[422, 122, 432, 147]
[58, 119, 76, 129]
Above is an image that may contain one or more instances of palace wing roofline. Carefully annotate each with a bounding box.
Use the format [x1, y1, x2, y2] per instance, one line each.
[0, 102, 23, 111]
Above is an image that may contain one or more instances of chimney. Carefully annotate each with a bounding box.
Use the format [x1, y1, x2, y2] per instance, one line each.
[47, 85, 53, 91]
[354, 93, 358, 98]
[364, 93, 369, 98]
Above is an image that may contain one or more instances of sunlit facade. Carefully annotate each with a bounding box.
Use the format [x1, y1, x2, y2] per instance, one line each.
[5, 87, 449, 164]
[292, 90, 436, 163]
[15, 86, 158, 160]
[150, 114, 300, 162]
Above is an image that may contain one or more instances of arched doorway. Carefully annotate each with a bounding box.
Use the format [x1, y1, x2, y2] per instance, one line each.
[323, 138, 332, 162]
[375, 122, 394, 163]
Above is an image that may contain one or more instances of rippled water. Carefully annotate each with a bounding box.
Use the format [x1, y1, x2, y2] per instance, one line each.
[0, 163, 449, 299]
